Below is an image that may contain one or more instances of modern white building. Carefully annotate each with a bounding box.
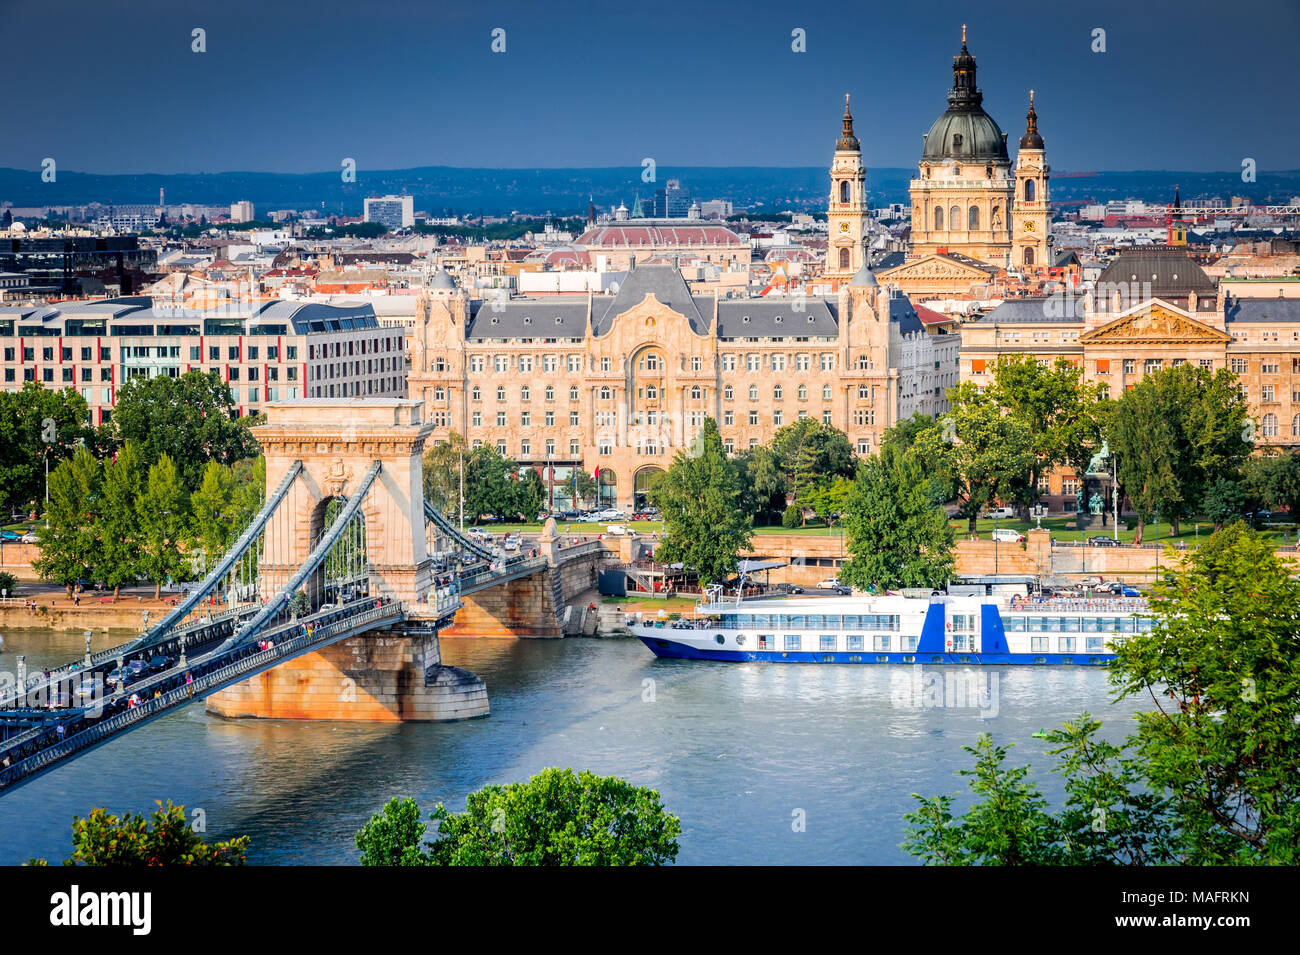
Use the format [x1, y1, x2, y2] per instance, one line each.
[364, 195, 415, 232]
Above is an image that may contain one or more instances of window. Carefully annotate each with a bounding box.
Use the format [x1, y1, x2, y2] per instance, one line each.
[1024, 179, 1036, 202]
[748, 384, 758, 401]
[543, 355, 558, 372]
[496, 385, 506, 402]
[519, 355, 534, 373]
[771, 355, 787, 372]
[746, 354, 760, 372]
[469, 356, 485, 373]
[1123, 359, 1136, 374]
[567, 355, 582, 372]
[569, 386, 579, 402]
[570, 411, 579, 426]
[857, 439, 870, 454]
[690, 356, 702, 371]
[773, 410, 784, 426]
[723, 385, 734, 400]
[819, 635, 836, 651]
[496, 412, 507, 427]
[1095, 359, 1110, 374]
[968, 205, 979, 230]
[472, 411, 482, 426]
[520, 411, 531, 427]
[795, 354, 810, 372]
[1262, 414, 1279, 437]
[773, 385, 783, 400]
[1230, 358, 1247, 374]
[748, 410, 759, 426]
[570, 439, 580, 456]
[544, 385, 555, 401]
[544, 410, 555, 426]
[1263, 385, 1275, 402]
[521, 385, 531, 402]
[934, 206, 944, 230]
[724, 411, 735, 426]
[722, 354, 737, 371]
[471, 386, 481, 401]
[784, 635, 801, 651]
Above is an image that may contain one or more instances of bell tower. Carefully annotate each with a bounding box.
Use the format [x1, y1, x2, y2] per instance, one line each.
[1011, 90, 1050, 271]
[826, 94, 868, 285]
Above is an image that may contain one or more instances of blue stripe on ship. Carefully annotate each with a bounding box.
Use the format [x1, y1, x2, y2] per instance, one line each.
[636, 636, 1114, 666]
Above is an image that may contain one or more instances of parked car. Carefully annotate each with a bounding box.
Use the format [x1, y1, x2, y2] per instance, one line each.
[991, 528, 1026, 543]
[597, 508, 626, 521]
[502, 535, 520, 552]
[605, 524, 629, 536]
[984, 506, 1017, 520]
[145, 655, 169, 674]
[773, 582, 804, 595]
[21, 533, 37, 543]
[816, 578, 842, 590]
[0, 530, 19, 541]
[831, 585, 852, 596]
[1120, 585, 1142, 597]
[1088, 536, 1120, 547]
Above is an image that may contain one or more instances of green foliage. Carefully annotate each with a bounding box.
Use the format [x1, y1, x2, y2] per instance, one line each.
[1241, 451, 1300, 516]
[98, 442, 145, 596]
[903, 527, 1300, 865]
[190, 459, 235, 568]
[649, 418, 753, 586]
[27, 801, 248, 866]
[356, 797, 431, 866]
[33, 446, 101, 591]
[111, 370, 259, 490]
[137, 454, 189, 598]
[356, 769, 680, 866]
[1108, 364, 1251, 540]
[988, 354, 1107, 498]
[781, 502, 802, 529]
[769, 418, 856, 502]
[0, 570, 17, 595]
[227, 456, 265, 533]
[422, 431, 468, 515]
[462, 444, 536, 522]
[916, 382, 1036, 531]
[0, 382, 91, 514]
[841, 445, 954, 590]
[1200, 477, 1245, 530]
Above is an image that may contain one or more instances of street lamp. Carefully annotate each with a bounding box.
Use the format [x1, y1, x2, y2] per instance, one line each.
[83, 630, 93, 669]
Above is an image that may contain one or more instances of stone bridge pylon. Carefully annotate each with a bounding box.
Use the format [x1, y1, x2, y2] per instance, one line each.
[255, 399, 435, 606]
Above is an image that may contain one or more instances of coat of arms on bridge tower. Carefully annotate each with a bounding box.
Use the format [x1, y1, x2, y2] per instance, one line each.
[324, 458, 354, 497]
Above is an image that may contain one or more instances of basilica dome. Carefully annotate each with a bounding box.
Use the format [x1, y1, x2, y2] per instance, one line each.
[920, 32, 1009, 163]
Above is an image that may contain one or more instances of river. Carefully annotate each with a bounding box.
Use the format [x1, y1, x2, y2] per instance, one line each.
[0, 626, 1152, 865]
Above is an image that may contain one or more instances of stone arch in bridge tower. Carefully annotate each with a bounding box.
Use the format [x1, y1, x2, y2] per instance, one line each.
[255, 399, 435, 606]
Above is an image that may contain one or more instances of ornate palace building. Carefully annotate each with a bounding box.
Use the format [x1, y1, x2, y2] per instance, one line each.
[407, 263, 959, 510]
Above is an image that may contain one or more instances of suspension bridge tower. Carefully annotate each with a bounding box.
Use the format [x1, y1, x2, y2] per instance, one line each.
[207, 398, 488, 722]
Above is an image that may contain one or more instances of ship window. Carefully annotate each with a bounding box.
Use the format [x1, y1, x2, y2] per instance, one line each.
[1030, 636, 1049, 652]
[902, 635, 918, 652]
[1060, 656, 1073, 665]
[759, 634, 773, 650]
[715, 634, 726, 645]
[902, 655, 915, 664]
[1086, 637, 1104, 653]
[846, 634, 864, 651]
[784, 635, 801, 651]
[873, 635, 891, 651]
[735, 634, 746, 647]
[819, 635, 836, 651]
[1003, 616, 1026, 632]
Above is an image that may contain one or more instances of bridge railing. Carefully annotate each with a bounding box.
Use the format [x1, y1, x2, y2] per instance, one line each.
[0, 601, 404, 791]
[0, 604, 258, 709]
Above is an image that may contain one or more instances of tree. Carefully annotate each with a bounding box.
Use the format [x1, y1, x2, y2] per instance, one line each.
[111, 370, 259, 490]
[422, 431, 468, 515]
[649, 418, 753, 587]
[355, 769, 681, 866]
[841, 445, 954, 590]
[915, 383, 1036, 533]
[227, 455, 265, 535]
[98, 442, 145, 597]
[1109, 365, 1251, 541]
[768, 418, 856, 514]
[903, 527, 1300, 865]
[1200, 477, 1245, 531]
[739, 445, 788, 523]
[33, 446, 101, 593]
[0, 382, 91, 514]
[356, 797, 432, 866]
[137, 454, 189, 598]
[1242, 451, 1300, 517]
[28, 801, 248, 866]
[988, 355, 1106, 516]
[515, 467, 546, 520]
[190, 459, 235, 569]
[463, 445, 519, 522]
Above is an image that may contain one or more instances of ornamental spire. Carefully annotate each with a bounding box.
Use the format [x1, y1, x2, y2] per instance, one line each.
[836, 93, 860, 151]
[1019, 89, 1044, 149]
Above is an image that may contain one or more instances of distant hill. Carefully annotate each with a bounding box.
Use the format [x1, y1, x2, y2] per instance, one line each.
[2, 166, 1297, 217]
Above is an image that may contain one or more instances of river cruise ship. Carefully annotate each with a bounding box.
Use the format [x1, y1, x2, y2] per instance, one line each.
[632, 592, 1153, 665]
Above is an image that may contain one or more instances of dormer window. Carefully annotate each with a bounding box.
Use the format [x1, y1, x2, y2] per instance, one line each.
[774, 315, 783, 324]
[523, 316, 532, 325]
[555, 316, 563, 324]
[952, 133, 963, 149]
[742, 315, 750, 323]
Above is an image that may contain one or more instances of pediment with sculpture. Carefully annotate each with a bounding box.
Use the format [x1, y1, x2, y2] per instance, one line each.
[1080, 300, 1230, 345]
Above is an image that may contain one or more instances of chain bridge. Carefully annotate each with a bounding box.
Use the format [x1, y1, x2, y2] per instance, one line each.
[0, 399, 612, 795]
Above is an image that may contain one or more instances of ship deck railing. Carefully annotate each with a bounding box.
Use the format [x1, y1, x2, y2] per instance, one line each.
[1006, 597, 1150, 614]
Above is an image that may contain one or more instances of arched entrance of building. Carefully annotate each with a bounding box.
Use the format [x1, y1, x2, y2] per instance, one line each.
[634, 466, 664, 511]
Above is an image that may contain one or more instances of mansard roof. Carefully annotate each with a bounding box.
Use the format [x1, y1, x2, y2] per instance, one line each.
[592, 263, 710, 336]
[715, 299, 839, 338]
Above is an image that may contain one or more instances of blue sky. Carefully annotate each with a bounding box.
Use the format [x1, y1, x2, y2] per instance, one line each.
[1, 0, 1295, 174]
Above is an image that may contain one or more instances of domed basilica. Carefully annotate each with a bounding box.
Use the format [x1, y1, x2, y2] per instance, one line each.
[828, 27, 1051, 286]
